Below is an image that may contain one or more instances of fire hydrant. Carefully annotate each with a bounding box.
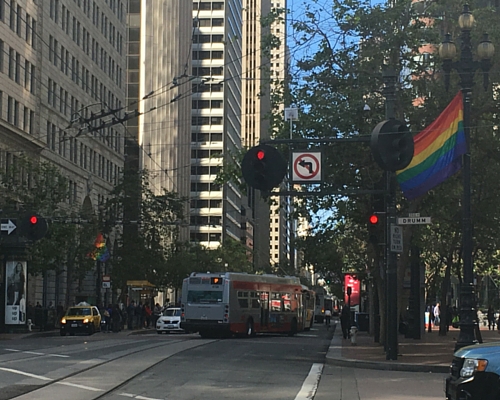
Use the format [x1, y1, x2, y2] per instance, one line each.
[350, 326, 358, 346]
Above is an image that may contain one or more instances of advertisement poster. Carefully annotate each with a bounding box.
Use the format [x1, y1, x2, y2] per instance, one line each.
[344, 274, 360, 306]
[5, 261, 27, 325]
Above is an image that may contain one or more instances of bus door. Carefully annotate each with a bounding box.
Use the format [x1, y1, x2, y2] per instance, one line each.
[260, 292, 269, 328]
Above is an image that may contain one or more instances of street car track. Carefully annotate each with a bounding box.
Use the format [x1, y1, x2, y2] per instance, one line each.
[1, 337, 218, 400]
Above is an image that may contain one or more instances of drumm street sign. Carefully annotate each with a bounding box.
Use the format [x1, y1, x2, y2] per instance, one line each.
[397, 213, 431, 225]
[390, 224, 403, 253]
[1, 219, 17, 235]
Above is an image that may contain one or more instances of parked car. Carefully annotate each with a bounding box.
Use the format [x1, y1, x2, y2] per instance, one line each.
[156, 307, 183, 334]
[445, 341, 500, 399]
[60, 302, 101, 336]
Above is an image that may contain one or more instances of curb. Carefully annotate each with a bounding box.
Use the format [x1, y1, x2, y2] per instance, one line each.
[326, 355, 450, 373]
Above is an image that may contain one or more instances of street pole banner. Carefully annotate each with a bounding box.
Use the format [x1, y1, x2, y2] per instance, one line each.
[5, 261, 26, 325]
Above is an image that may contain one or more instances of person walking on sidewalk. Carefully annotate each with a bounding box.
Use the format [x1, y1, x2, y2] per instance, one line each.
[127, 301, 136, 330]
[324, 309, 332, 329]
[340, 305, 350, 339]
[433, 303, 441, 327]
[488, 306, 495, 330]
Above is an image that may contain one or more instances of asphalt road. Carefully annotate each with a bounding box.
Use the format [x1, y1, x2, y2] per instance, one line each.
[0, 326, 448, 400]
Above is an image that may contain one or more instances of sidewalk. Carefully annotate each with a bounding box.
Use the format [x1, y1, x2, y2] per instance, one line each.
[326, 321, 500, 373]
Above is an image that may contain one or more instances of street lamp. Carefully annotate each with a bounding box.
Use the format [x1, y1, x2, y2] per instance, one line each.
[439, 4, 494, 351]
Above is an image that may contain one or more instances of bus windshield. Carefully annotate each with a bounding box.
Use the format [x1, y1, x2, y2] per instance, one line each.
[187, 290, 223, 303]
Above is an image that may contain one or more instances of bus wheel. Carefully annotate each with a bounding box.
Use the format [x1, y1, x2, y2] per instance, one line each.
[288, 319, 298, 337]
[246, 319, 255, 337]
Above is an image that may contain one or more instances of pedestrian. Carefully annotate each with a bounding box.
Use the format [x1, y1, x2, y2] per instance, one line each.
[112, 304, 122, 333]
[446, 304, 453, 332]
[153, 303, 162, 327]
[143, 303, 152, 328]
[340, 305, 350, 339]
[135, 302, 143, 329]
[127, 301, 136, 330]
[434, 303, 441, 327]
[324, 308, 332, 328]
[488, 306, 495, 330]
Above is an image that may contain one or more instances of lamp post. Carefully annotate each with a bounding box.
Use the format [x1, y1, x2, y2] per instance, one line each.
[439, 4, 494, 350]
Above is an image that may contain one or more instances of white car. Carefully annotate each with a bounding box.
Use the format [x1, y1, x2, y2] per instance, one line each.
[156, 307, 184, 334]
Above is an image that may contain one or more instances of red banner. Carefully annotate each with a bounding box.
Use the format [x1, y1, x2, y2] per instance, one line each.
[344, 274, 360, 306]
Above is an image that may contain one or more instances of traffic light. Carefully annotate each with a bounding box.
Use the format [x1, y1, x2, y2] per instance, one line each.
[19, 213, 48, 241]
[370, 119, 414, 171]
[368, 212, 384, 247]
[369, 214, 379, 225]
[241, 144, 287, 191]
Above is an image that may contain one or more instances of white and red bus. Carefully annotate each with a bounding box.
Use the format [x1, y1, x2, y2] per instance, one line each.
[180, 272, 315, 338]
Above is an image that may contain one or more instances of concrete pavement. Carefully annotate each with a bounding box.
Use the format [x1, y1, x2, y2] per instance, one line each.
[325, 319, 500, 373]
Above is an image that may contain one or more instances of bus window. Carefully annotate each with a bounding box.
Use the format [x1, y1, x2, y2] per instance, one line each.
[187, 290, 223, 303]
[271, 293, 282, 312]
[250, 292, 260, 308]
[282, 293, 291, 312]
[238, 291, 249, 308]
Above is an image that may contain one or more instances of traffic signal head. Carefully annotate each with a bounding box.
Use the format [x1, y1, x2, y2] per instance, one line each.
[19, 213, 48, 242]
[241, 144, 288, 191]
[370, 119, 414, 171]
[368, 212, 384, 247]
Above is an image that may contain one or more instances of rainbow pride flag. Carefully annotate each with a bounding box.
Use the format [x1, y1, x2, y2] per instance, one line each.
[396, 92, 466, 200]
[88, 232, 110, 262]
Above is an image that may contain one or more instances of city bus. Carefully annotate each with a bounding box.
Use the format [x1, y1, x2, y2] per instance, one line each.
[313, 286, 334, 323]
[302, 286, 315, 331]
[180, 272, 315, 338]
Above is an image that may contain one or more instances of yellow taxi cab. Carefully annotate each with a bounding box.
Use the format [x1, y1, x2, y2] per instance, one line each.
[60, 302, 101, 336]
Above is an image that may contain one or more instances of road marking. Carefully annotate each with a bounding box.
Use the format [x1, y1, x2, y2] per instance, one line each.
[120, 393, 163, 400]
[4, 348, 69, 358]
[57, 382, 104, 392]
[0, 367, 52, 381]
[294, 363, 324, 400]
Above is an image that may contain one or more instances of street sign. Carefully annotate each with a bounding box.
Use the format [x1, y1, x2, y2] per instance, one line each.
[397, 216, 431, 225]
[390, 224, 403, 253]
[291, 151, 322, 183]
[102, 275, 111, 289]
[1, 219, 17, 235]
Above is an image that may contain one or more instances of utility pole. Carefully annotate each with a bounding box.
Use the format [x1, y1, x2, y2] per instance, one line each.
[382, 67, 399, 361]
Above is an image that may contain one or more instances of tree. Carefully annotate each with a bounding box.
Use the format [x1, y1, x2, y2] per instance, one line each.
[0, 156, 98, 303]
[262, 0, 500, 342]
[104, 169, 186, 293]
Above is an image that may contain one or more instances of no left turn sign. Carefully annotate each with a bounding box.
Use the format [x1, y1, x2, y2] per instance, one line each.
[292, 151, 322, 183]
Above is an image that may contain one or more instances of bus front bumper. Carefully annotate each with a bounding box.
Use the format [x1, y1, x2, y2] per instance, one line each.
[181, 320, 229, 334]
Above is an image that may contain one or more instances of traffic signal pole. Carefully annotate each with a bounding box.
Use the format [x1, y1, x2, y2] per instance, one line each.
[383, 67, 398, 361]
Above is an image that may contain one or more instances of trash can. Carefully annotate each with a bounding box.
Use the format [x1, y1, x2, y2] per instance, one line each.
[356, 312, 369, 332]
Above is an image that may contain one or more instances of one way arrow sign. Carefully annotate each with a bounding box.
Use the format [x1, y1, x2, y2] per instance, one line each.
[1, 219, 17, 235]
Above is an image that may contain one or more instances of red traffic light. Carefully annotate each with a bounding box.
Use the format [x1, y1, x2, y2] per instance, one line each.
[369, 214, 379, 224]
[256, 150, 265, 160]
[29, 216, 38, 224]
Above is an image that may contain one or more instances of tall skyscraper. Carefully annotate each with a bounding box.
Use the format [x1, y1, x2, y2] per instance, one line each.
[0, 0, 127, 304]
[189, 0, 292, 270]
[190, 0, 245, 251]
[125, 0, 192, 241]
